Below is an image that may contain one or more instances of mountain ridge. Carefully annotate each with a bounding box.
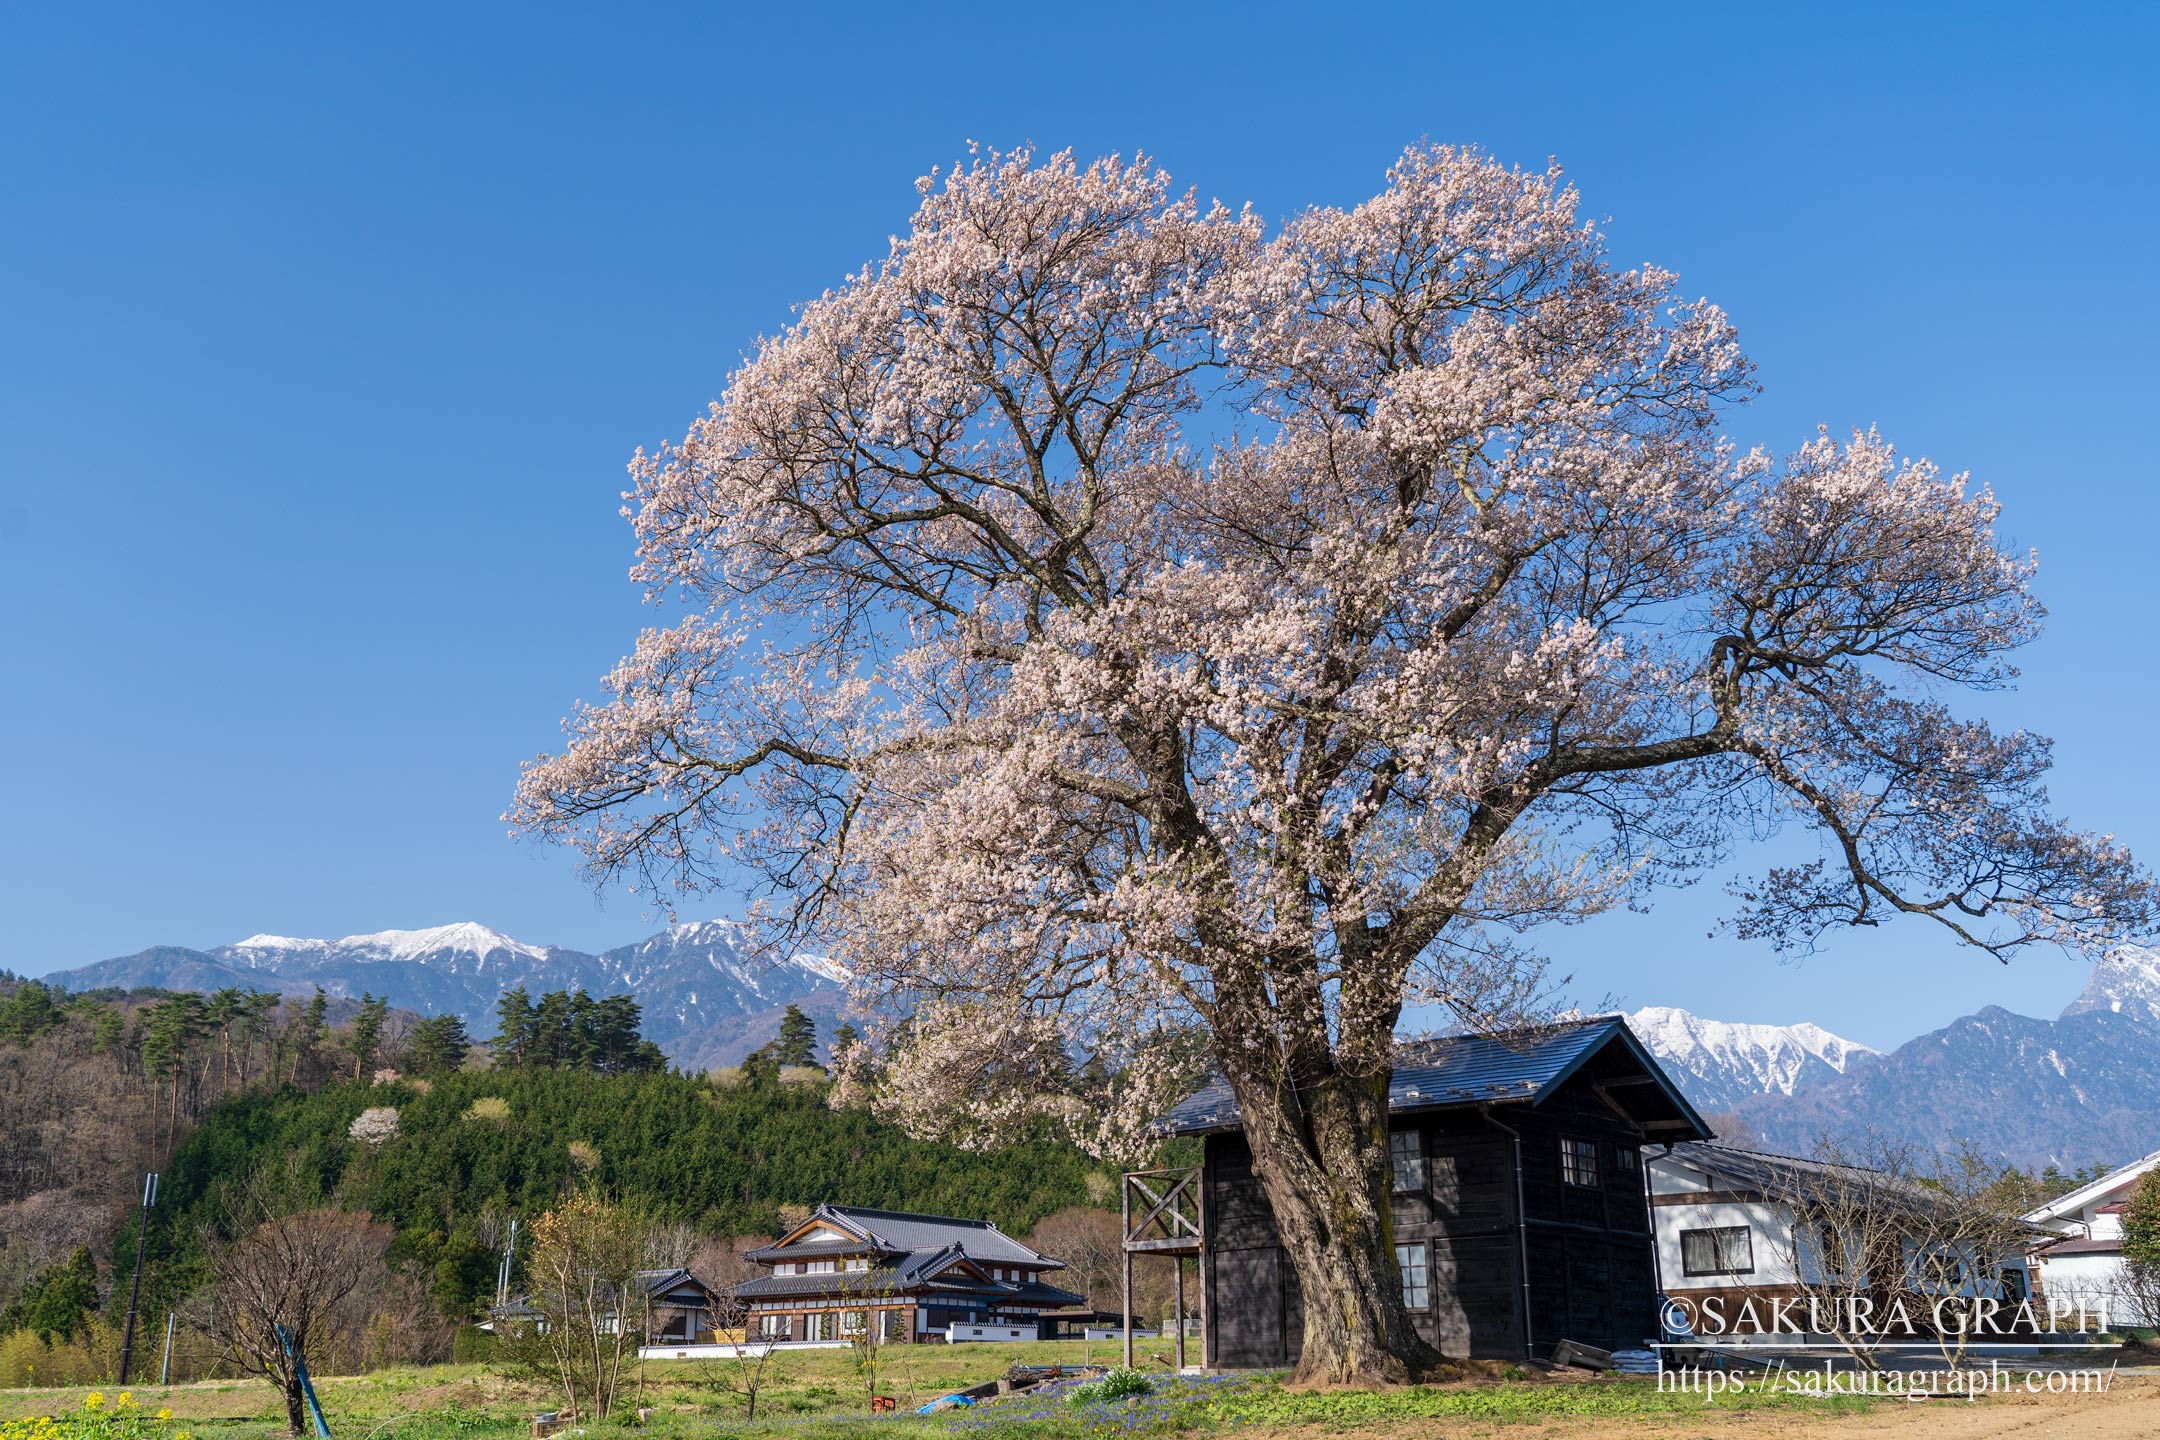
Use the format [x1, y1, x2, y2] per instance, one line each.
[1627, 946, 2160, 1168]
[41, 920, 850, 1073]
[41, 925, 2160, 1167]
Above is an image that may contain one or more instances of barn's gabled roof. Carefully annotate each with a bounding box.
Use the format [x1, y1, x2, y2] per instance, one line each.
[1159, 1015, 1709, 1139]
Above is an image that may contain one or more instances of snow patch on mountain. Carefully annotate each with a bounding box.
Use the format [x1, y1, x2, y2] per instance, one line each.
[335, 922, 549, 964]
[230, 934, 324, 951]
[2061, 944, 2160, 1028]
[1626, 1005, 1879, 1113]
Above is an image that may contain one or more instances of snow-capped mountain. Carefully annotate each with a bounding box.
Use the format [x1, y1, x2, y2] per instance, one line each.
[2060, 943, 2160, 1028]
[1628, 951, 2160, 1168]
[41, 920, 849, 1072]
[1726, 1004, 2160, 1169]
[1625, 1006, 1879, 1113]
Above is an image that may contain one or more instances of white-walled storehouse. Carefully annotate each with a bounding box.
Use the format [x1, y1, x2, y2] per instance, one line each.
[2023, 1148, 2160, 1328]
[1647, 1142, 2036, 1341]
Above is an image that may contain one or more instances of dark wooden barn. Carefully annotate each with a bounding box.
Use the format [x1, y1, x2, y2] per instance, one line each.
[1156, 1017, 1710, 1366]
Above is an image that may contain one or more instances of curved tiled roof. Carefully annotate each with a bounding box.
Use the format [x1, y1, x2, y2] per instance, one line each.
[732, 1203, 1078, 1307]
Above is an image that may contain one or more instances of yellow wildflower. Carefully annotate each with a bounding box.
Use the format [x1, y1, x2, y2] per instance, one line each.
[117, 1394, 136, 1410]
[157, 1410, 173, 1422]
[83, 1395, 104, 1413]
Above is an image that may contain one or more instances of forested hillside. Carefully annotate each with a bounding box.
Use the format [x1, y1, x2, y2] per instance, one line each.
[127, 1065, 1116, 1322]
[0, 974, 390, 1306]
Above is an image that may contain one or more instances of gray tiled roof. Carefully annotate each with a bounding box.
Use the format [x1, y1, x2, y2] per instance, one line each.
[820, 1206, 1053, 1266]
[730, 1204, 1077, 1306]
[1160, 1016, 1708, 1137]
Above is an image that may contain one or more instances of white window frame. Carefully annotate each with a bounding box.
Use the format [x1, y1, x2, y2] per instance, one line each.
[1395, 1242, 1430, 1308]
[1561, 1137, 1599, 1188]
[1390, 1129, 1426, 1194]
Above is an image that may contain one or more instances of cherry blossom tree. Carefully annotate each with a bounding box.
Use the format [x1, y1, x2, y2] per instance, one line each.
[511, 144, 2152, 1383]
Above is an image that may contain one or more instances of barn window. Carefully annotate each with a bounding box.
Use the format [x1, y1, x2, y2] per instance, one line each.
[1395, 1243, 1430, 1308]
[1617, 1146, 1639, 1172]
[1916, 1245, 1965, 1291]
[1561, 1137, 1599, 1188]
[1680, 1226, 1755, 1276]
[1390, 1130, 1426, 1192]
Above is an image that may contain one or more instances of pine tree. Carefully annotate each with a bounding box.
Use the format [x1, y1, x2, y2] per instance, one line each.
[288, 987, 330, 1084]
[829, 1021, 859, 1057]
[532, 990, 574, 1067]
[407, 1014, 472, 1076]
[349, 994, 389, 1080]
[490, 987, 535, 1069]
[773, 1005, 817, 1067]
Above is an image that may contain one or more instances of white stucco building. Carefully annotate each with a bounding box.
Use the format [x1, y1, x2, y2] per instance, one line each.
[1647, 1142, 2036, 1342]
[2023, 1148, 2160, 1329]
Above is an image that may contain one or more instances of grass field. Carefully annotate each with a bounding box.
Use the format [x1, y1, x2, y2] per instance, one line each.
[0, 1340, 1909, 1440]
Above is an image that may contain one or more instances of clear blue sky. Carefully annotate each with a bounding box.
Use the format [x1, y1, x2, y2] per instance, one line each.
[4, 3, 2155, 1049]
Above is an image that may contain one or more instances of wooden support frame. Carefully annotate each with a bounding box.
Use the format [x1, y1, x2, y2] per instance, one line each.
[1121, 1166, 1207, 1371]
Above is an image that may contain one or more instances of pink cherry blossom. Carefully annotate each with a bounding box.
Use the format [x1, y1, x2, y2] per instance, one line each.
[511, 143, 2151, 1384]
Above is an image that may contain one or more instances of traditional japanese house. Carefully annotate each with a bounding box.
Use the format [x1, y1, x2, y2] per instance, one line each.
[730, 1204, 1086, 1343]
[641, 1268, 726, 1343]
[486, 1268, 724, 1342]
[1159, 1016, 1710, 1365]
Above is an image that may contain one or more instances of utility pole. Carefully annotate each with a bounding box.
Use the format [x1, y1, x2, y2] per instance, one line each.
[159, 1311, 177, 1386]
[495, 1216, 519, 1308]
[117, 1171, 159, 1384]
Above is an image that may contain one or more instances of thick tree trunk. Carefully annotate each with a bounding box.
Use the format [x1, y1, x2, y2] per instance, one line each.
[1225, 1064, 1444, 1385]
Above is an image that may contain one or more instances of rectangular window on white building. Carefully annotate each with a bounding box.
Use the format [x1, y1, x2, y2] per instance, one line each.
[1680, 1226, 1754, 1276]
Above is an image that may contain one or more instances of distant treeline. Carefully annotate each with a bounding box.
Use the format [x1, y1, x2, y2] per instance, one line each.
[128, 1063, 1108, 1321]
[0, 972, 673, 1323]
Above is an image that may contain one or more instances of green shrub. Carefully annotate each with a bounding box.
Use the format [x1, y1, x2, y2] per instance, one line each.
[0, 1328, 106, 1387]
[450, 1326, 496, 1364]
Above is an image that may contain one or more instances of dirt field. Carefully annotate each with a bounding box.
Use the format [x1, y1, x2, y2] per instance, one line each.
[1351, 1370, 2160, 1440]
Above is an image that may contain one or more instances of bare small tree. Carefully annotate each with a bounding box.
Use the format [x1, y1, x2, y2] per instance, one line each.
[687, 1234, 764, 1298]
[516, 1193, 650, 1422]
[1765, 1137, 2034, 1373]
[200, 1181, 394, 1435]
[703, 1282, 781, 1423]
